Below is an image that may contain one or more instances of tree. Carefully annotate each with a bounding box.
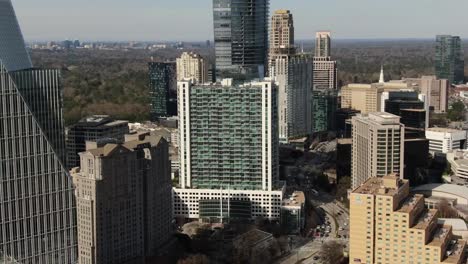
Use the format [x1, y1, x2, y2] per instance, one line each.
[437, 199, 458, 218]
[320, 241, 344, 264]
[447, 101, 466, 121]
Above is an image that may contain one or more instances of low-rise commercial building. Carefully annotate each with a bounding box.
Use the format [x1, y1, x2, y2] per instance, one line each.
[426, 128, 467, 154]
[447, 150, 468, 185]
[280, 191, 306, 234]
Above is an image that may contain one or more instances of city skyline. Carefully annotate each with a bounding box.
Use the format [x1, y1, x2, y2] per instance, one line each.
[13, 0, 468, 41]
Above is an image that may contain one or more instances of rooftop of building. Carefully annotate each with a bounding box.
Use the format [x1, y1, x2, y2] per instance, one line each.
[184, 78, 274, 88]
[397, 194, 424, 214]
[73, 115, 128, 128]
[344, 82, 409, 90]
[438, 219, 468, 231]
[447, 151, 468, 167]
[426, 127, 465, 133]
[274, 9, 291, 14]
[337, 138, 352, 145]
[412, 208, 438, 230]
[353, 175, 407, 196]
[353, 112, 401, 125]
[442, 239, 467, 263]
[428, 225, 452, 247]
[412, 184, 468, 202]
[85, 134, 164, 158]
[282, 191, 305, 207]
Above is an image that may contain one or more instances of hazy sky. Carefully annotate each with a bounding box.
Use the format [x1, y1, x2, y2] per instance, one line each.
[13, 0, 468, 41]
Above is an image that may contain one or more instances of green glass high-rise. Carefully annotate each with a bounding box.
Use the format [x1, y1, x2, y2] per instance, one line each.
[312, 90, 338, 134]
[435, 35, 465, 84]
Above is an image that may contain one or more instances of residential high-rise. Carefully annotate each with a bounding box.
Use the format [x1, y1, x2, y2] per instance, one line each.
[176, 51, 208, 84]
[313, 57, 337, 90]
[66, 115, 129, 169]
[268, 10, 295, 74]
[315, 31, 331, 57]
[71, 133, 173, 264]
[435, 35, 464, 84]
[273, 54, 313, 142]
[148, 61, 177, 121]
[213, 0, 269, 79]
[0, 1, 77, 262]
[350, 175, 467, 264]
[351, 113, 404, 189]
[174, 79, 284, 221]
[313, 31, 337, 90]
[312, 89, 338, 134]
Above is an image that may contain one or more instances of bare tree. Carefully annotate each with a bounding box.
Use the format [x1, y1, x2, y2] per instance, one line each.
[437, 199, 458, 218]
[320, 241, 344, 264]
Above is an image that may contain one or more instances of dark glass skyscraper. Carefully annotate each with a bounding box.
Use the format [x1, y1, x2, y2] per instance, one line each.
[0, 1, 77, 263]
[213, 0, 269, 79]
[148, 62, 177, 121]
[435, 35, 465, 84]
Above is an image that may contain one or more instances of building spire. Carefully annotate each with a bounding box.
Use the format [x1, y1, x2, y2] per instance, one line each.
[379, 65, 385, 83]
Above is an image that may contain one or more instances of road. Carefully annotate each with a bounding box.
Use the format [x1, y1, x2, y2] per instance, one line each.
[278, 190, 349, 264]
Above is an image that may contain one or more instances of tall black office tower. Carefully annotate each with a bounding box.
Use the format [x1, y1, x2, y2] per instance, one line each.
[0, 1, 77, 263]
[213, 0, 269, 80]
[148, 61, 177, 121]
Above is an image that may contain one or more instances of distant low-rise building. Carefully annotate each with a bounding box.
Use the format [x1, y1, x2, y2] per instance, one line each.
[280, 191, 306, 234]
[425, 128, 467, 154]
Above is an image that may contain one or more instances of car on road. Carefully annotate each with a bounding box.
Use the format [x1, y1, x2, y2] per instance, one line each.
[339, 227, 344, 231]
[313, 256, 320, 260]
[337, 235, 341, 238]
[311, 189, 319, 196]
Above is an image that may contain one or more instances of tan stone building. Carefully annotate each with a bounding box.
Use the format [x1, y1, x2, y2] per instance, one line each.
[351, 113, 404, 189]
[341, 82, 410, 114]
[176, 51, 208, 84]
[71, 133, 173, 264]
[268, 10, 295, 74]
[350, 175, 467, 264]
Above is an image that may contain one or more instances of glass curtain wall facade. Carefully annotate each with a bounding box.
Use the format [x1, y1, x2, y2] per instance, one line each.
[148, 62, 176, 121]
[0, 1, 77, 263]
[213, 0, 269, 79]
[187, 85, 277, 190]
[0, 63, 77, 264]
[435, 35, 465, 84]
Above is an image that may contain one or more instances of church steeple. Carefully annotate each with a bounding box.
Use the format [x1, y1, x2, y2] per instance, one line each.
[379, 65, 385, 83]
